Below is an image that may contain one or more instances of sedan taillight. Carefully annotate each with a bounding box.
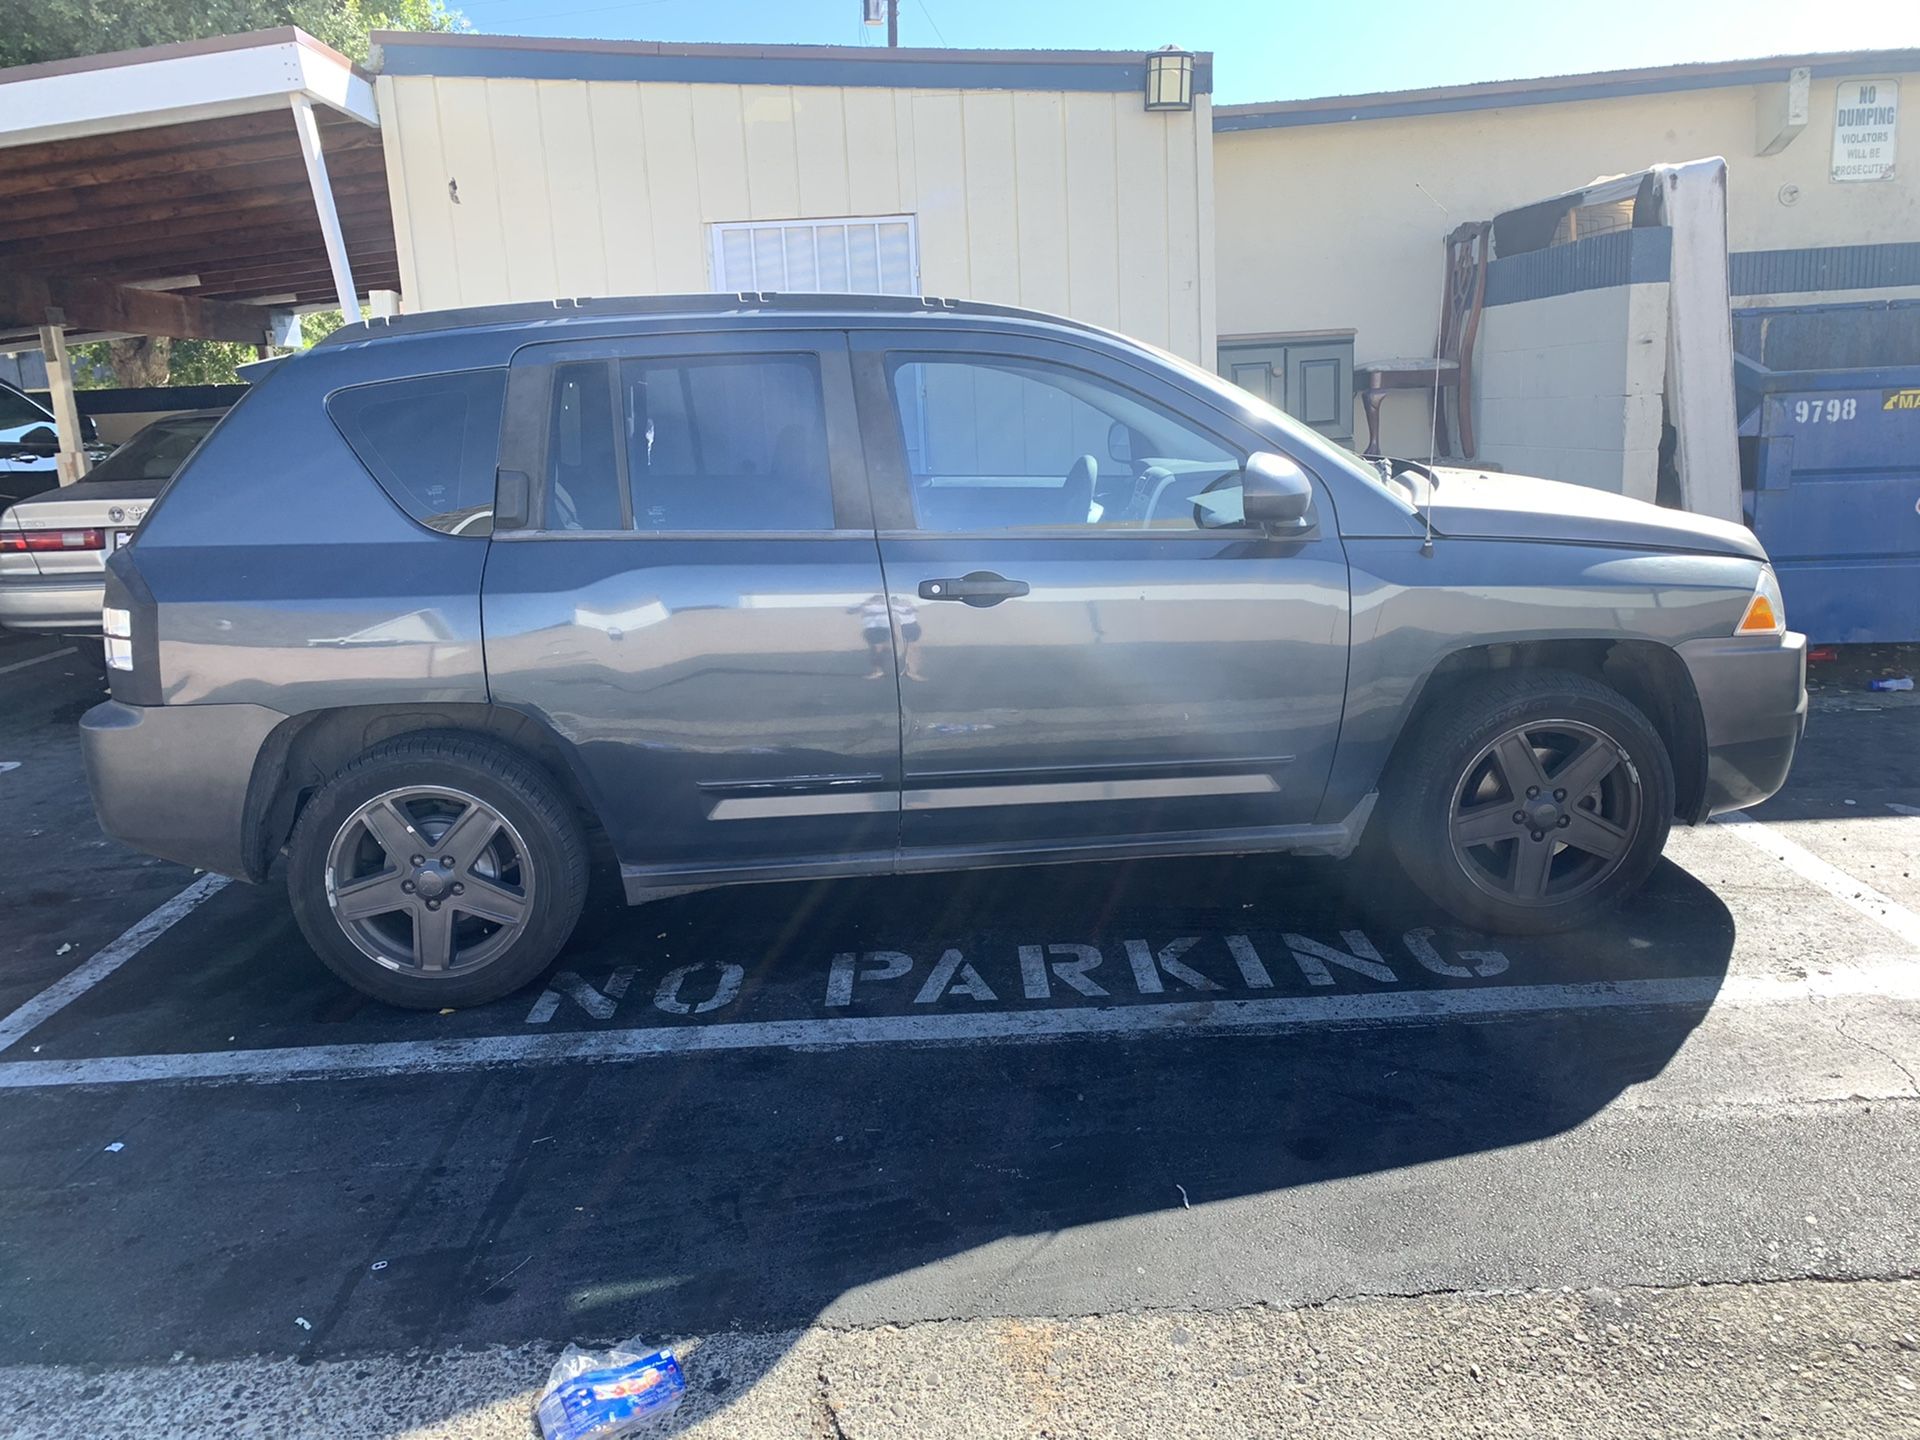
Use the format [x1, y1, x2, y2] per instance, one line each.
[0, 528, 104, 553]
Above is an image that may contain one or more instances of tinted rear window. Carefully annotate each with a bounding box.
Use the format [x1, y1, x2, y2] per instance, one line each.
[86, 415, 221, 484]
[327, 369, 506, 536]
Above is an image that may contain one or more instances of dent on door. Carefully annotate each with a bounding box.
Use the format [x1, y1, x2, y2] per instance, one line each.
[879, 533, 1351, 850]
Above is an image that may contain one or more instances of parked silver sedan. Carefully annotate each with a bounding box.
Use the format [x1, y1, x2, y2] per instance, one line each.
[0, 410, 224, 636]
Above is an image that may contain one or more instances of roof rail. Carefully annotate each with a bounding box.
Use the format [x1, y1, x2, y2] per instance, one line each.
[313, 292, 1118, 347]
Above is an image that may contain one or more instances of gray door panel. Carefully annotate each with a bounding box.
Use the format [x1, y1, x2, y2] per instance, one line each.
[876, 533, 1350, 851]
[482, 331, 901, 876]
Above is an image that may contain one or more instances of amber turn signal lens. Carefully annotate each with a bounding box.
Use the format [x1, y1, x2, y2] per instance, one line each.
[1736, 593, 1779, 634]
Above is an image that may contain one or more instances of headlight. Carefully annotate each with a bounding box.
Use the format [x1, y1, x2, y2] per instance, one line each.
[102, 605, 133, 671]
[1734, 565, 1785, 637]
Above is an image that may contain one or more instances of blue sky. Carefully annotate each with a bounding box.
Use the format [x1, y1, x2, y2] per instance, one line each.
[443, 0, 1920, 104]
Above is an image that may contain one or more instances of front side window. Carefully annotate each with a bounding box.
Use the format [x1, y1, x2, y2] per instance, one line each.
[328, 369, 506, 536]
[539, 354, 836, 534]
[888, 356, 1245, 533]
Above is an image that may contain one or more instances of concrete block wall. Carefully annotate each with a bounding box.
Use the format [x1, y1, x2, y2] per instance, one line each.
[1472, 277, 1669, 500]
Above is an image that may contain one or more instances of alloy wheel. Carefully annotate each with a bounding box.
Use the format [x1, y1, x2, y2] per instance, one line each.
[323, 785, 536, 976]
[1447, 719, 1642, 906]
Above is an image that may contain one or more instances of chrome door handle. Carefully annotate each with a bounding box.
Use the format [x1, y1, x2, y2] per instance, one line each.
[918, 572, 1031, 607]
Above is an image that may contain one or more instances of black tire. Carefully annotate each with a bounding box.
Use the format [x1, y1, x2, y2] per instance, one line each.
[1387, 670, 1674, 935]
[285, 733, 588, 1008]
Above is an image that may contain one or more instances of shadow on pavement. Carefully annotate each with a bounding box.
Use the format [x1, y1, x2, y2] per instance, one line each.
[0, 848, 1735, 1438]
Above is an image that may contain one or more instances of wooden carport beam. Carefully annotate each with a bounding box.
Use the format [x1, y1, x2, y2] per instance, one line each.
[0, 270, 282, 345]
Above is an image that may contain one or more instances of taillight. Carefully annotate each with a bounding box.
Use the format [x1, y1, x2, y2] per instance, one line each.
[103, 605, 133, 671]
[0, 528, 104, 553]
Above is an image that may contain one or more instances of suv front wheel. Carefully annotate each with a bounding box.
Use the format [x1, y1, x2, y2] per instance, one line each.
[1388, 670, 1675, 935]
[285, 734, 588, 1008]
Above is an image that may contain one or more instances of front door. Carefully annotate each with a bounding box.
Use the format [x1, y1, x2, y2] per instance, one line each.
[853, 330, 1351, 860]
[483, 330, 901, 888]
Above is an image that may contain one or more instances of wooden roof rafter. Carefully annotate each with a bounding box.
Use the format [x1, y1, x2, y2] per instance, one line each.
[0, 28, 398, 344]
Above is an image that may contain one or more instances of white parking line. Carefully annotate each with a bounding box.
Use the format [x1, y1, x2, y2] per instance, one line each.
[0, 645, 77, 677]
[1713, 813, 1920, 952]
[0, 874, 231, 1056]
[4, 959, 1919, 1091]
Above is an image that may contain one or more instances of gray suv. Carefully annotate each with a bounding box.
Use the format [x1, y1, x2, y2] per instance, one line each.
[80, 296, 1806, 1008]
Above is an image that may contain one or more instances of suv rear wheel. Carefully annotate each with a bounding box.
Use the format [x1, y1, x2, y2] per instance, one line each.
[286, 734, 587, 1008]
[1388, 671, 1674, 934]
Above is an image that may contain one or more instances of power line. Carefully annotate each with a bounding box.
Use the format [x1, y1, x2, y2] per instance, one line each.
[913, 0, 948, 46]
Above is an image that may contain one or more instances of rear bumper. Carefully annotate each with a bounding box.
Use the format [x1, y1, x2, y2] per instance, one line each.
[1676, 631, 1808, 819]
[0, 575, 104, 632]
[81, 700, 283, 879]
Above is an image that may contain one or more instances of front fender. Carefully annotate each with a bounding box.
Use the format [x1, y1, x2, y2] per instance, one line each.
[1322, 538, 1761, 823]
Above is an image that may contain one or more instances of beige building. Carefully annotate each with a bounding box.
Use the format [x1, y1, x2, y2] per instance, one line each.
[371, 33, 1218, 365]
[1214, 52, 1920, 460]
[365, 37, 1914, 495]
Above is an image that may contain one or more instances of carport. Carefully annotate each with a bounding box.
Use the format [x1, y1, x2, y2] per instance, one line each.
[0, 28, 400, 482]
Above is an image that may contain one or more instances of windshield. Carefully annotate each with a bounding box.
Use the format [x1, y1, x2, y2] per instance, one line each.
[85, 414, 221, 484]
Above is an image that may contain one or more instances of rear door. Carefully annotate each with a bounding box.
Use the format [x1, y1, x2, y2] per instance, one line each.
[482, 330, 901, 888]
[853, 328, 1351, 859]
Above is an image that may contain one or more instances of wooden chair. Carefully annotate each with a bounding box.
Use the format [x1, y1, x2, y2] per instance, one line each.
[1354, 220, 1493, 459]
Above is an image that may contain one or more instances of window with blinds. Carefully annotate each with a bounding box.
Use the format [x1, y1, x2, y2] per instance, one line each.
[709, 215, 918, 295]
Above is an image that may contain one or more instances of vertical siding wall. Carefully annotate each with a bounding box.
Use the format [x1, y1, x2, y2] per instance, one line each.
[376, 75, 1216, 363]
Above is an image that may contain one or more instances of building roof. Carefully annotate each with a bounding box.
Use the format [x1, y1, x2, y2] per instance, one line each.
[1215, 48, 1920, 132]
[0, 27, 375, 146]
[371, 31, 1214, 96]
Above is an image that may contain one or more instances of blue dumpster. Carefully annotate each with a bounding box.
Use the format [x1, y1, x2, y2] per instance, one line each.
[1735, 301, 1920, 645]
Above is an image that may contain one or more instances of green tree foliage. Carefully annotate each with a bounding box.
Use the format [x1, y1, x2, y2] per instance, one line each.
[74, 313, 345, 391]
[8, 1, 459, 387]
[0, 0, 462, 68]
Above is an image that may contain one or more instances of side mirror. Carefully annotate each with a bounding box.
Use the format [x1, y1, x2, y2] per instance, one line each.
[1107, 421, 1131, 465]
[1241, 451, 1314, 532]
[19, 424, 57, 451]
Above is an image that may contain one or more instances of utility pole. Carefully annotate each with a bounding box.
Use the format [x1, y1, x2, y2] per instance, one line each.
[864, 0, 900, 47]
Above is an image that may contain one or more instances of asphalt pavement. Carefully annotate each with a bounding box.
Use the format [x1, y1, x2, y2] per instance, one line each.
[0, 628, 1915, 1437]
